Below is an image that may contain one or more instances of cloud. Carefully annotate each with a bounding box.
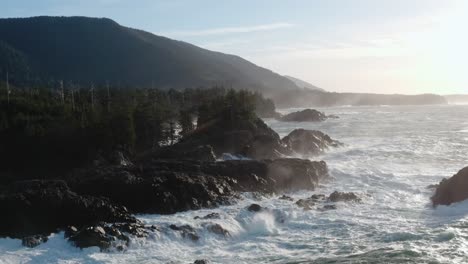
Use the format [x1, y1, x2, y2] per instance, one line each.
[159, 22, 294, 37]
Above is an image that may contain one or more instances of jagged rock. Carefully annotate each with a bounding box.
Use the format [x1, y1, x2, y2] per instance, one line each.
[328, 191, 361, 202]
[67, 162, 235, 215]
[282, 129, 342, 157]
[0, 180, 136, 239]
[279, 109, 328, 122]
[206, 224, 230, 237]
[21, 235, 48, 248]
[68, 226, 112, 250]
[194, 213, 221, 220]
[247, 204, 263, 212]
[67, 221, 149, 251]
[68, 158, 328, 214]
[169, 224, 199, 241]
[432, 167, 468, 206]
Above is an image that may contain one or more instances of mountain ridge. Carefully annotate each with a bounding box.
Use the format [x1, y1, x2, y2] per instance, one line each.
[0, 16, 300, 97]
[284, 75, 325, 92]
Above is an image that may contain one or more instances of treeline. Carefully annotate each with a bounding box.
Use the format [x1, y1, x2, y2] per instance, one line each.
[0, 83, 276, 180]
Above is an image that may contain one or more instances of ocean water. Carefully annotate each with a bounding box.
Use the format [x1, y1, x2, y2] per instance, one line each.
[1, 105, 468, 264]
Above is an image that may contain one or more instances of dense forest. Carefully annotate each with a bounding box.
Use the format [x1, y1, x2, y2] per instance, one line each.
[0, 16, 299, 97]
[0, 82, 276, 181]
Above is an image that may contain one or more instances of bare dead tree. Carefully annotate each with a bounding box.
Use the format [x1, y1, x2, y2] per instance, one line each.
[6, 71, 10, 105]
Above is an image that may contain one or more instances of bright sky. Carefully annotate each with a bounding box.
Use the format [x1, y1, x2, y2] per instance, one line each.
[2, 0, 468, 94]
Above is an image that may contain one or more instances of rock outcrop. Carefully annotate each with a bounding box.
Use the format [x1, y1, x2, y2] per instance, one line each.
[67, 158, 329, 215]
[0, 180, 136, 239]
[282, 129, 342, 157]
[328, 191, 361, 203]
[166, 115, 289, 160]
[279, 109, 329, 122]
[432, 167, 468, 206]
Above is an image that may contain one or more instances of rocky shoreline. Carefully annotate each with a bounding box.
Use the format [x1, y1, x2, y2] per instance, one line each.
[1, 104, 466, 263]
[0, 110, 343, 251]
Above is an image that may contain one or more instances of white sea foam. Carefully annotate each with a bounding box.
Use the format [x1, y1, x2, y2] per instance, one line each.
[2, 105, 468, 263]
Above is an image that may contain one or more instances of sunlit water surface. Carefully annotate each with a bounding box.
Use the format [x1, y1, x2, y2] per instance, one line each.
[1, 105, 468, 264]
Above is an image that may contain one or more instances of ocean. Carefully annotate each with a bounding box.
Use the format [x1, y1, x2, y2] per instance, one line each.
[1, 105, 468, 264]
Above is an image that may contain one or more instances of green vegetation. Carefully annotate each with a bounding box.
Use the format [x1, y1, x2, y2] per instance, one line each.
[0, 83, 275, 180]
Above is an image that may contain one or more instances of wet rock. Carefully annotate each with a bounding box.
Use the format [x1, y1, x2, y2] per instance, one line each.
[278, 195, 294, 201]
[68, 157, 328, 215]
[194, 260, 210, 264]
[68, 226, 112, 250]
[267, 159, 328, 191]
[247, 203, 263, 212]
[0, 180, 136, 238]
[295, 199, 315, 210]
[206, 224, 230, 237]
[21, 235, 48, 248]
[432, 167, 468, 206]
[279, 109, 328, 122]
[68, 163, 235, 215]
[282, 129, 342, 157]
[328, 191, 361, 203]
[194, 212, 221, 220]
[64, 226, 79, 238]
[169, 224, 199, 241]
[319, 204, 337, 211]
[310, 194, 326, 201]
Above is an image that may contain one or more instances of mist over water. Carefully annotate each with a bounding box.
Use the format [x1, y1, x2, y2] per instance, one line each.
[1, 105, 468, 264]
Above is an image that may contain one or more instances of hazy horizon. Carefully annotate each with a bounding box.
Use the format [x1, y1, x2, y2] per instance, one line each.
[2, 0, 468, 95]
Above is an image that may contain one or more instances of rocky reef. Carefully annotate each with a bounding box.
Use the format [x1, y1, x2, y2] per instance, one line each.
[431, 167, 468, 206]
[278, 109, 330, 122]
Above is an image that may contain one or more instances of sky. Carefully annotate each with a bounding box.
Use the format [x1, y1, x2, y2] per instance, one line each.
[2, 0, 468, 94]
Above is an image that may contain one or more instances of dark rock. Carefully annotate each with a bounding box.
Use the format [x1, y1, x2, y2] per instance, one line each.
[67, 162, 235, 215]
[432, 167, 468, 206]
[267, 159, 328, 191]
[168, 115, 289, 160]
[64, 226, 79, 238]
[68, 226, 112, 250]
[278, 195, 294, 201]
[67, 221, 148, 250]
[68, 158, 328, 215]
[310, 194, 326, 201]
[194, 260, 210, 264]
[282, 129, 342, 157]
[169, 224, 199, 241]
[21, 235, 48, 248]
[0, 180, 136, 238]
[295, 199, 315, 210]
[206, 224, 230, 237]
[194, 212, 221, 220]
[247, 204, 263, 212]
[328, 191, 361, 203]
[319, 204, 337, 211]
[152, 145, 217, 162]
[279, 109, 328, 122]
